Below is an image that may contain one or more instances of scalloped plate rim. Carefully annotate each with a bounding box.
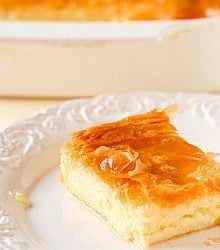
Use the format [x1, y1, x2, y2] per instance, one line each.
[0, 91, 220, 250]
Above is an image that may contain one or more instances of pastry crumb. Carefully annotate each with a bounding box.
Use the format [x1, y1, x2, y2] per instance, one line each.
[204, 237, 220, 246]
[8, 191, 32, 208]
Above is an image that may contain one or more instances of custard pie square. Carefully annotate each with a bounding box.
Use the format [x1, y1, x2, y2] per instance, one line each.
[60, 109, 220, 249]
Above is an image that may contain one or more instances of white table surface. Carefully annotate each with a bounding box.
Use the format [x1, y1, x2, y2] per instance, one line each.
[0, 98, 62, 131]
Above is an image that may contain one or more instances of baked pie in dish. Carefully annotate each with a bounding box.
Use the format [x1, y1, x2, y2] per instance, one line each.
[60, 109, 220, 249]
[0, 0, 220, 20]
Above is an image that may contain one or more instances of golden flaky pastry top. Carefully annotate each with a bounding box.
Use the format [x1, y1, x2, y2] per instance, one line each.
[0, 0, 220, 20]
[64, 110, 220, 207]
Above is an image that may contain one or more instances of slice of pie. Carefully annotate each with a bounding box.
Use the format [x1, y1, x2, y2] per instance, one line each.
[60, 109, 220, 249]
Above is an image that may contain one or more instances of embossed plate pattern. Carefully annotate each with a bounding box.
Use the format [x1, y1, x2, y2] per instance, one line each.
[0, 92, 219, 250]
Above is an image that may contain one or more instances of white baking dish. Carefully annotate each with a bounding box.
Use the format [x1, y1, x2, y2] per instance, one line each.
[0, 18, 220, 97]
[0, 18, 216, 40]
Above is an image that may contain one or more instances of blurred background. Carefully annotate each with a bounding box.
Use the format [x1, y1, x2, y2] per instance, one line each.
[0, 0, 220, 130]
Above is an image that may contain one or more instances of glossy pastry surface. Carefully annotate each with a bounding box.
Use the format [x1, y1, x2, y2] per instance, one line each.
[65, 110, 220, 207]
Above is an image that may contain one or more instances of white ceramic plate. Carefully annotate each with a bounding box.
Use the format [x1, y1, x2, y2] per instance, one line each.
[0, 92, 220, 250]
